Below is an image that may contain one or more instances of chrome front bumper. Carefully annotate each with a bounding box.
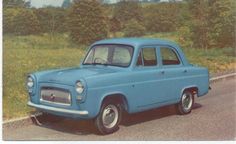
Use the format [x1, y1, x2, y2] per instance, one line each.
[27, 101, 88, 115]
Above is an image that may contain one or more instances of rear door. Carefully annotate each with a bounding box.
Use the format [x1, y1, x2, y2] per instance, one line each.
[159, 46, 185, 101]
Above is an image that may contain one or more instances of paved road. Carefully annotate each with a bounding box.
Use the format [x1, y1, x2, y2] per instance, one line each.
[3, 78, 236, 140]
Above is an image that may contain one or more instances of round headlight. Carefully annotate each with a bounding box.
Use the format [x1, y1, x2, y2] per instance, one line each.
[76, 81, 84, 94]
[27, 76, 34, 88]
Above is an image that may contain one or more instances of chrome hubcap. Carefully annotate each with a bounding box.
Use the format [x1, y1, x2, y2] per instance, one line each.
[182, 93, 193, 111]
[102, 104, 119, 129]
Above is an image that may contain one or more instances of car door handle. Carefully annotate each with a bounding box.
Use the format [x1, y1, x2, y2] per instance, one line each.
[183, 70, 187, 73]
[161, 71, 165, 74]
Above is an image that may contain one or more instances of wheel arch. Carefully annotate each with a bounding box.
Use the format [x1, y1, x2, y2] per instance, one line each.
[100, 92, 129, 113]
[181, 85, 199, 98]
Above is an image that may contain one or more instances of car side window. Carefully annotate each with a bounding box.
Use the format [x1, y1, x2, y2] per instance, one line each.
[161, 47, 180, 65]
[136, 48, 157, 66]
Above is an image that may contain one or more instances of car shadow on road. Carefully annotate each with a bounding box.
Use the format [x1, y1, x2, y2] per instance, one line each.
[34, 103, 202, 135]
[121, 103, 202, 127]
[35, 114, 97, 135]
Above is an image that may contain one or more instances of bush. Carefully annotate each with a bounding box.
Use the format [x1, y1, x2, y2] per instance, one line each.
[208, 0, 236, 48]
[123, 19, 146, 37]
[113, 1, 143, 27]
[109, 17, 122, 34]
[33, 7, 68, 34]
[188, 0, 235, 49]
[143, 3, 180, 33]
[3, 8, 20, 34]
[67, 0, 108, 45]
[177, 26, 193, 48]
[12, 9, 40, 35]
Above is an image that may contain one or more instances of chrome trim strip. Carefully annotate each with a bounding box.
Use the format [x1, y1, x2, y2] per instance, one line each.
[28, 101, 89, 115]
[40, 98, 71, 106]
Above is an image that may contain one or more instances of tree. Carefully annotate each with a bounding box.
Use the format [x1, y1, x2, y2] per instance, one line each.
[188, 0, 211, 49]
[67, 0, 108, 45]
[177, 26, 193, 48]
[3, 8, 20, 34]
[113, 1, 143, 27]
[33, 7, 68, 34]
[109, 17, 122, 34]
[13, 9, 40, 35]
[123, 19, 146, 37]
[188, 0, 235, 49]
[208, 0, 236, 48]
[143, 3, 180, 33]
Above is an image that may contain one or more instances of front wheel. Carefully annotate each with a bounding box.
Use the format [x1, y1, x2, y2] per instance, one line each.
[94, 101, 122, 135]
[177, 91, 194, 115]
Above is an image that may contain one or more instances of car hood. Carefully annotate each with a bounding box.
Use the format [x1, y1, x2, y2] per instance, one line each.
[36, 67, 117, 85]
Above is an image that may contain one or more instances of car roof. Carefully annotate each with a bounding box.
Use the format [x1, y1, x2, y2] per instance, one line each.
[92, 38, 180, 48]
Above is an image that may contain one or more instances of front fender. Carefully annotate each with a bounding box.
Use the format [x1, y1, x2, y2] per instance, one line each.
[81, 88, 129, 118]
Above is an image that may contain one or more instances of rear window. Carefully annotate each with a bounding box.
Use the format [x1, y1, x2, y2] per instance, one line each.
[161, 47, 180, 65]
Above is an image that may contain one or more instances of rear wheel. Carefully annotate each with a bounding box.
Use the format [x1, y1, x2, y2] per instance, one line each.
[177, 91, 194, 115]
[94, 100, 122, 135]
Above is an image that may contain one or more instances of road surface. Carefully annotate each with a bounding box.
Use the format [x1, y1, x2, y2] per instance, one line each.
[3, 78, 236, 140]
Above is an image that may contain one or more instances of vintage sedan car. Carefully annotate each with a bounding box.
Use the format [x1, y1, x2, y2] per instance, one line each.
[27, 38, 209, 134]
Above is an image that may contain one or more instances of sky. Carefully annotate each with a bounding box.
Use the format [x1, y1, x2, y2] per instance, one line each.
[27, 0, 64, 8]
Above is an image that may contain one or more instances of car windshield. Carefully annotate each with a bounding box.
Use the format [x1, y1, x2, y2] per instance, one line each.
[83, 44, 134, 67]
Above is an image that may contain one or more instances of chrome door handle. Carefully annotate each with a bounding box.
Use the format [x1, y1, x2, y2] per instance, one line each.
[161, 71, 165, 74]
[183, 70, 187, 73]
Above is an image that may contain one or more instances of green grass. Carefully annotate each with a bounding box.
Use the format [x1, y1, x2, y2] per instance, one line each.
[3, 34, 86, 120]
[3, 33, 236, 120]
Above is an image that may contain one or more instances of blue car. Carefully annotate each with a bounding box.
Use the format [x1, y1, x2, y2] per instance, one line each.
[27, 38, 209, 134]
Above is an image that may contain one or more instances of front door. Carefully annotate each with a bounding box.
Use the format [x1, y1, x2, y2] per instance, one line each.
[131, 46, 167, 110]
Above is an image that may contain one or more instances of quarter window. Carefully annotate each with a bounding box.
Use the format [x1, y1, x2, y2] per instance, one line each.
[161, 47, 180, 65]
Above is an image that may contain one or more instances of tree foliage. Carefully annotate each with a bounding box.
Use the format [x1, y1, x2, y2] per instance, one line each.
[124, 19, 146, 37]
[3, 8, 20, 34]
[143, 3, 180, 33]
[188, 0, 210, 49]
[109, 17, 122, 33]
[188, 0, 235, 49]
[13, 9, 40, 35]
[177, 26, 193, 48]
[3, 8, 40, 35]
[113, 1, 143, 27]
[33, 7, 68, 34]
[2, 0, 235, 49]
[67, 0, 108, 45]
[208, 0, 236, 48]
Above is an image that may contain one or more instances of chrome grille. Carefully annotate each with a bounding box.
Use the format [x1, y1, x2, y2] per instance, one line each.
[40, 87, 71, 106]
